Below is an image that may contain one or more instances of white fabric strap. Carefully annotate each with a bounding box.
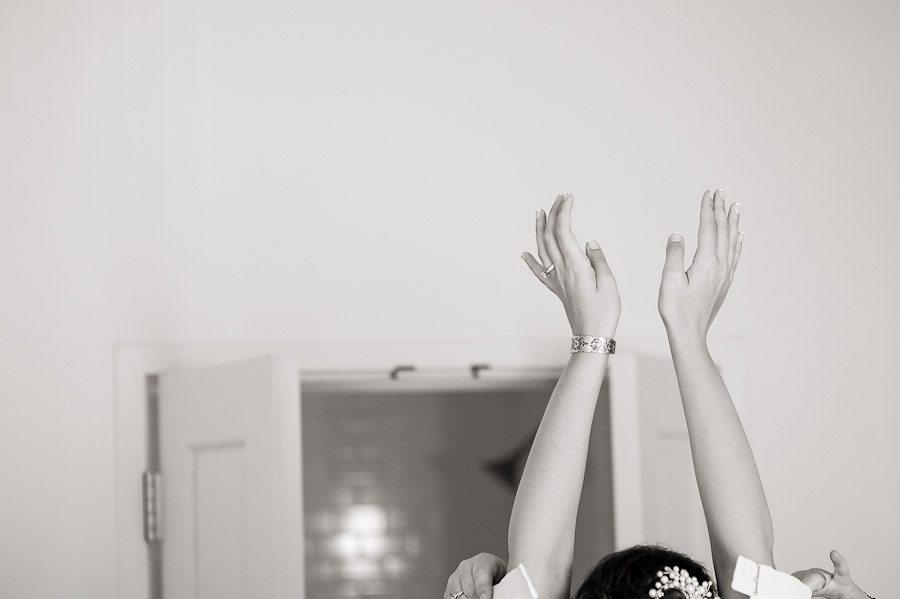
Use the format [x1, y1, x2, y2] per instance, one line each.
[731, 556, 812, 599]
[493, 564, 538, 599]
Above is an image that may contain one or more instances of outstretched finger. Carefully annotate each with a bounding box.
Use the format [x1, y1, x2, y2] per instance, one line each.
[543, 194, 567, 270]
[694, 189, 716, 261]
[714, 189, 728, 260]
[535, 209, 552, 267]
[663, 232, 687, 280]
[727, 201, 741, 266]
[554, 194, 591, 269]
[585, 240, 613, 282]
[829, 550, 852, 584]
[521, 252, 557, 291]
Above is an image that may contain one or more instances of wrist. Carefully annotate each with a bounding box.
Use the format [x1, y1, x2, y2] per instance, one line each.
[572, 321, 618, 340]
[665, 331, 712, 361]
[662, 321, 707, 348]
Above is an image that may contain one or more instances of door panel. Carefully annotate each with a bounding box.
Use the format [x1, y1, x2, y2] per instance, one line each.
[611, 352, 712, 568]
[157, 355, 303, 599]
[193, 442, 246, 599]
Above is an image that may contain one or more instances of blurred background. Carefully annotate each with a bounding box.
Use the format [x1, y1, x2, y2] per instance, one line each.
[1, 1, 898, 597]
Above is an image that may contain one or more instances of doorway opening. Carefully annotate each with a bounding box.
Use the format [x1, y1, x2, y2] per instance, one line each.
[299, 369, 614, 599]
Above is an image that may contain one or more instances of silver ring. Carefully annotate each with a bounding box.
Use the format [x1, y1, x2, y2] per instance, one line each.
[541, 263, 556, 278]
[451, 592, 465, 599]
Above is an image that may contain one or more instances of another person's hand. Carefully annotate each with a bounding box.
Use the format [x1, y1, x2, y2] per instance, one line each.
[658, 189, 743, 339]
[444, 552, 508, 599]
[521, 194, 621, 339]
[793, 567, 834, 594]
[792, 551, 869, 599]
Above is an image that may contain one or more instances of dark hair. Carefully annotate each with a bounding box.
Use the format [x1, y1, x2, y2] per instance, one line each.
[574, 544, 717, 599]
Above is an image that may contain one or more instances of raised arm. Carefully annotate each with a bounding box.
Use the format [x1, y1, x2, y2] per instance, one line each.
[658, 190, 774, 598]
[510, 194, 620, 599]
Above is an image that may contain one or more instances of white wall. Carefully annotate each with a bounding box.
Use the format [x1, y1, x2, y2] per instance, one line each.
[1, 1, 897, 597]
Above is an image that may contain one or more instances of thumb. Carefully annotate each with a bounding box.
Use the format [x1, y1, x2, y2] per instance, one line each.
[829, 550, 852, 583]
[663, 233, 685, 276]
[585, 239, 612, 276]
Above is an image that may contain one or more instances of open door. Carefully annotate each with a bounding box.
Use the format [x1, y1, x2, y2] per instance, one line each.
[155, 355, 304, 599]
[610, 350, 712, 568]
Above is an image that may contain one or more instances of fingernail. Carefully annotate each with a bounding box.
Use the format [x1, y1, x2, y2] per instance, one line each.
[535, 209, 542, 221]
[520, 252, 527, 261]
[739, 231, 745, 240]
[734, 202, 742, 215]
[587, 239, 600, 249]
[669, 232, 683, 242]
[565, 193, 573, 201]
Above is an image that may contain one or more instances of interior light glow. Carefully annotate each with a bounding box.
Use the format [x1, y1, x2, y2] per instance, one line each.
[342, 504, 388, 536]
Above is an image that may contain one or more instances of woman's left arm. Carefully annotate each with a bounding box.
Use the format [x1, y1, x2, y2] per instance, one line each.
[658, 191, 773, 597]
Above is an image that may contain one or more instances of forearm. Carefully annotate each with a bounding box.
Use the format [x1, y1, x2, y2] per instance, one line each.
[508, 351, 609, 599]
[667, 333, 774, 575]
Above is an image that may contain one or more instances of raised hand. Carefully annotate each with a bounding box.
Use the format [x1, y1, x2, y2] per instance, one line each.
[521, 193, 621, 338]
[444, 553, 507, 599]
[792, 551, 870, 599]
[658, 189, 743, 339]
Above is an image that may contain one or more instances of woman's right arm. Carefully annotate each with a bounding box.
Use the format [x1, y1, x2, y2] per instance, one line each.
[508, 194, 621, 599]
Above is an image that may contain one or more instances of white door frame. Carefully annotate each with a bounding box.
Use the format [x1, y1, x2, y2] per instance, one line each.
[113, 335, 747, 598]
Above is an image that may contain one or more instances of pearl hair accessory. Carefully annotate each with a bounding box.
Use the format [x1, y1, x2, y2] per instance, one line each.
[649, 566, 719, 599]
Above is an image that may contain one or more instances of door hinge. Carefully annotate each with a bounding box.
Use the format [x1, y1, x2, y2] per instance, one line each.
[142, 470, 162, 543]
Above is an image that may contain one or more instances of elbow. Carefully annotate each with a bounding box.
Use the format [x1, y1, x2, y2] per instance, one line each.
[756, 512, 776, 565]
[508, 531, 575, 594]
[712, 523, 775, 575]
[763, 520, 775, 564]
